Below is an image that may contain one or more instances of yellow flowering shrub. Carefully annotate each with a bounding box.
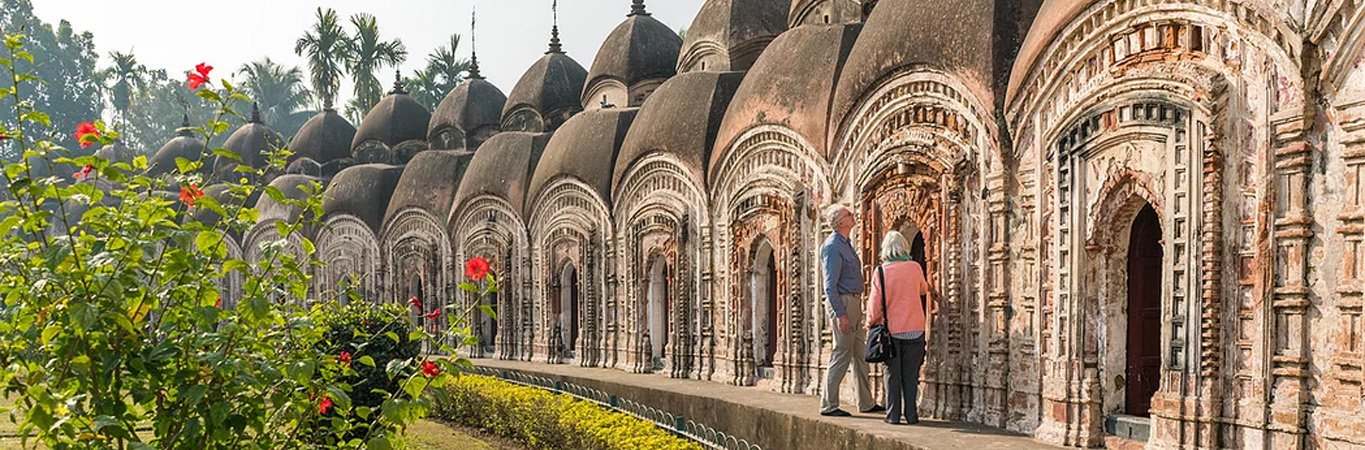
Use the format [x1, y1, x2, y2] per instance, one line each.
[431, 375, 702, 450]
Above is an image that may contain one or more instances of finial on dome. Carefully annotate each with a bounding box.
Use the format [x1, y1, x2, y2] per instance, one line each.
[249, 102, 263, 124]
[389, 69, 407, 94]
[629, 0, 649, 16]
[468, 6, 484, 79]
[177, 113, 194, 137]
[546, 0, 563, 54]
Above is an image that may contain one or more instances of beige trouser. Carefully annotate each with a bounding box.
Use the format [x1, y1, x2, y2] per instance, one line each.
[821, 293, 876, 413]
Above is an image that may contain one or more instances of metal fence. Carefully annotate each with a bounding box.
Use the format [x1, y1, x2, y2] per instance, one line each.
[467, 365, 763, 450]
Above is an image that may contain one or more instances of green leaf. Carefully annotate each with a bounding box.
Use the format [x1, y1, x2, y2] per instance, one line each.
[366, 436, 394, 450]
[325, 385, 352, 411]
[385, 359, 406, 381]
[263, 186, 285, 203]
[357, 355, 376, 367]
[301, 237, 315, 256]
[174, 157, 197, 174]
[212, 148, 244, 164]
[403, 376, 428, 399]
[195, 230, 224, 257]
[19, 111, 49, 127]
[40, 325, 60, 345]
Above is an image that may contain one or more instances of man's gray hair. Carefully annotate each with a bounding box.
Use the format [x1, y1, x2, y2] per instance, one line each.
[880, 231, 911, 262]
[825, 204, 849, 226]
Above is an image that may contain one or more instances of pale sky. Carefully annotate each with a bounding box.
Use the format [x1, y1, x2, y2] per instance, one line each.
[31, 0, 705, 109]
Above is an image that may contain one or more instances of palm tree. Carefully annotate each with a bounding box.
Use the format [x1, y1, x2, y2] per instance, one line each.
[425, 34, 471, 89]
[404, 68, 444, 111]
[404, 34, 471, 111]
[344, 13, 406, 119]
[104, 51, 144, 130]
[294, 7, 351, 110]
[239, 58, 314, 138]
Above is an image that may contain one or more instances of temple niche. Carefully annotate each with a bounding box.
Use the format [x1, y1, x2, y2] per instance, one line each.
[208, 0, 1365, 448]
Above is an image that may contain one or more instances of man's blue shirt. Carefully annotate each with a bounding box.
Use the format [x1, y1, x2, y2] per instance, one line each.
[820, 231, 864, 318]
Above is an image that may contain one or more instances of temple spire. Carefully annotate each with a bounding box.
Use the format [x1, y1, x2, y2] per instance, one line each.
[468, 6, 484, 79]
[546, 0, 563, 54]
[629, 0, 649, 16]
[249, 102, 262, 124]
[389, 69, 406, 94]
[176, 113, 194, 137]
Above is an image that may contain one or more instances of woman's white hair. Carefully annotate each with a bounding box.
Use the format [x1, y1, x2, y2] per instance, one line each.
[880, 231, 911, 262]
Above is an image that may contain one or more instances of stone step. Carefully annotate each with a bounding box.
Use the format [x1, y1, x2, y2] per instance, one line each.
[1104, 414, 1151, 443]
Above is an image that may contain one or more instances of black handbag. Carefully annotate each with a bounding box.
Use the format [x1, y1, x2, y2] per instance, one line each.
[865, 266, 896, 363]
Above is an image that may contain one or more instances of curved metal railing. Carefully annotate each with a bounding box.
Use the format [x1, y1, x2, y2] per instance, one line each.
[465, 365, 763, 450]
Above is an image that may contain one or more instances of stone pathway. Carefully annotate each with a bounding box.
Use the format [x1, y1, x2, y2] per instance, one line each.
[472, 359, 1063, 450]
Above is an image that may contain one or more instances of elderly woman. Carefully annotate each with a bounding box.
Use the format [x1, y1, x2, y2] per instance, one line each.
[865, 230, 934, 425]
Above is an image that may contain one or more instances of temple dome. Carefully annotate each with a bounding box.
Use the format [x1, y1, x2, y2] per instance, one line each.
[148, 116, 206, 177]
[502, 50, 588, 133]
[289, 108, 356, 165]
[254, 174, 323, 225]
[828, 0, 996, 147]
[582, 3, 682, 109]
[215, 104, 284, 180]
[383, 149, 476, 226]
[615, 71, 744, 190]
[527, 108, 638, 213]
[321, 164, 405, 233]
[452, 132, 552, 220]
[788, 0, 867, 27]
[711, 23, 861, 174]
[94, 140, 137, 164]
[678, 0, 791, 73]
[352, 77, 433, 164]
[429, 77, 506, 152]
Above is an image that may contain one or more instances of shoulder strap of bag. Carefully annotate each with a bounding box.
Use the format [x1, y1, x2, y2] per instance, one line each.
[877, 265, 889, 326]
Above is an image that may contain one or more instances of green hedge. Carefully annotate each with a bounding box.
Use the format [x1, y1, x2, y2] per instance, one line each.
[431, 375, 702, 450]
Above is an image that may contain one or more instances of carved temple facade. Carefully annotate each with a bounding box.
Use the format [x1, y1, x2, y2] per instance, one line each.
[174, 0, 1365, 447]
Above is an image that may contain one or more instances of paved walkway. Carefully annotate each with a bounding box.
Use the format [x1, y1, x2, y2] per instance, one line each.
[472, 359, 1062, 450]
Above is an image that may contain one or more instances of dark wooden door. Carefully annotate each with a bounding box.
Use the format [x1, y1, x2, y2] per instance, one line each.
[1126, 205, 1162, 417]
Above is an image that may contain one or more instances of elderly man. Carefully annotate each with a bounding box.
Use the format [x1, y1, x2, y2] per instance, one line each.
[819, 204, 881, 416]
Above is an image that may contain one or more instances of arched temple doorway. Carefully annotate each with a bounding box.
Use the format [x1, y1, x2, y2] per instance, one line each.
[748, 239, 779, 375]
[647, 255, 670, 371]
[1125, 204, 1162, 417]
[557, 263, 580, 359]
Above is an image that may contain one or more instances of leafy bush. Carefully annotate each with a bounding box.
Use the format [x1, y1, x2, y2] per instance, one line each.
[310, 300, 420, 443]
[0, 34, 489, 449]
[317, 301, 421, 410]
[431, 375, 701, 450]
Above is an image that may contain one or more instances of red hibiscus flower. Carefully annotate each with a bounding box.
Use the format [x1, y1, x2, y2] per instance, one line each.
[408, 296, 422, 312]
[317, 396, 333, 414]
[425, 309, 440, 320]
[214, 297, 223, 309]
[465, 256, 490, 280]
[0, 133, 9, 141]
[179, 183, 205, 208]
[75, 122, 99, 148]
[72, 164, 94, 181]
[339, 351, 352, 366]
[186, 63, 213, 90]
[421, 361, 440, 377]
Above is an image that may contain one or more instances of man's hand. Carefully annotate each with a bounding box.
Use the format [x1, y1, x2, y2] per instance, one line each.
[838, 315, 851, 334]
